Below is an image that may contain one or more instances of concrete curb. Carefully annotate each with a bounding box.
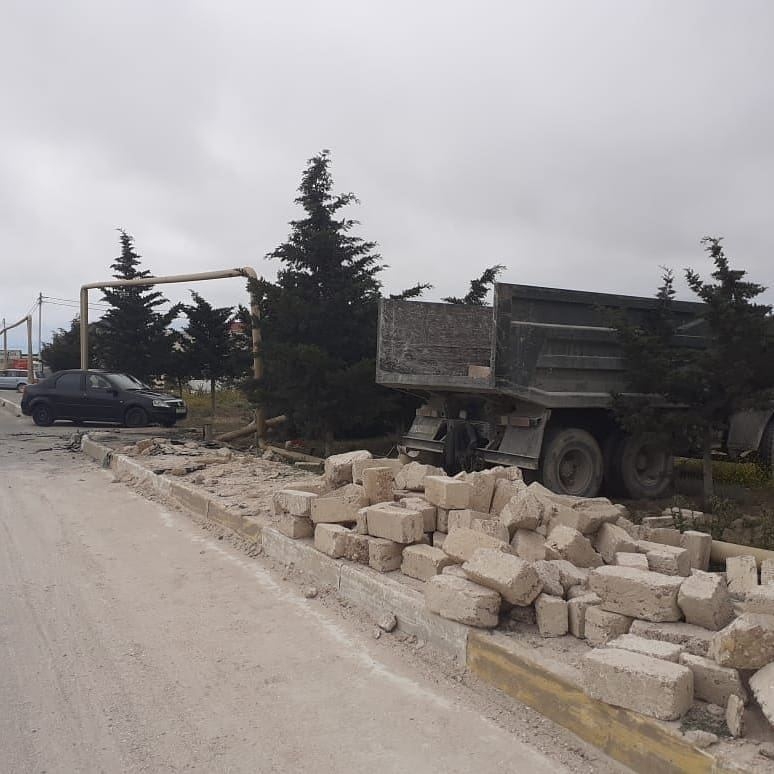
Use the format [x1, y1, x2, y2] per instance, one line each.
[79, 435, 747, 771]
[0, 396, 22, 417]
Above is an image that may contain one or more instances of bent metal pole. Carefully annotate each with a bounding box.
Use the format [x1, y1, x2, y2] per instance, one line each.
[79, 267, 264, 437]
[0, 315, 35, 383]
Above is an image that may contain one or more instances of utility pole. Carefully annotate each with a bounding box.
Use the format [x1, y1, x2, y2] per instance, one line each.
[2, 317, 6, 370]
[37, 293, 42, 373]
[26, 315, 33, 383]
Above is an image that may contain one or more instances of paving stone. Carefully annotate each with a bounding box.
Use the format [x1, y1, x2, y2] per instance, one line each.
[510, 529, 551, 561]
[726, 694, 745, 738]
[568, 593, 601, 638]
[742, 586, 774, 616]
[401, 544, 454, 582]
[471, 518, 509, 543]
[749, 663, 774, 730]
[679, 653, 747, 706]
[462, 548, 543, 605]
[532, 560, 564, 597]
[589, 565, 683, 622]
[425, 575, 501, 628]
[352, 457, 403, 484]
[534, 594, 568, 637]
[677, 571, 735, 630]
[681, 530, 712, 571]
[614, 552, 650, 570]
[545, 525, 603, 568]
[278, 512, 314, 539]
[367, 536, 403, 572]
[582, 649, 694, 721]
[585, 606, 633, 646]
[609, 633, 683, 662]
[709, 613, 774, 669]
[593, 523, 638, 564]
[726, 555, 759, 597]
[442, 527, 511, 563]
[366, 504, 424, 544]
[424, 476, 472, 510]
[324, 450, 372, 487]
[629, 620, 715, 657]
[362, 466, 397, 505]
[314, 523, 349, 558]
[400, 497, 437, 533]
[273, 489, 318, 517]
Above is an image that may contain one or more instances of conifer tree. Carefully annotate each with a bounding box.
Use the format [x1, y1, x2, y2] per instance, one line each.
[443, 265, 505, 305]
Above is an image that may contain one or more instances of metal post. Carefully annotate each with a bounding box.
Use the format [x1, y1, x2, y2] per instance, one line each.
[2, 317, 6, 370]
[26, 316, 33, 383]
[37, 293, 42, 372]
[80, 288, 89, 369]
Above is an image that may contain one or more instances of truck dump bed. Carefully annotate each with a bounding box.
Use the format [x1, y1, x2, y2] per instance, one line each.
[377, 283, 704, 408]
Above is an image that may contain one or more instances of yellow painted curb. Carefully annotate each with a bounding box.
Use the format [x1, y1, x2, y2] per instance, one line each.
[468, 632, 739, 774]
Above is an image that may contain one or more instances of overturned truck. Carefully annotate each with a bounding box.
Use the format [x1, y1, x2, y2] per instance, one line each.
[377, 283, 774, 500]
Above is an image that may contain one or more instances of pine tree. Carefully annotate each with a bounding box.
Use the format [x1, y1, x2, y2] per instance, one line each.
[41, 317, 98, 372]
[443, 265, 505, 305]
[243, 150, 413, 448]
[613, 238, 774, 505]
[180, 292, 236, 415]
[97, 230, 180, 382]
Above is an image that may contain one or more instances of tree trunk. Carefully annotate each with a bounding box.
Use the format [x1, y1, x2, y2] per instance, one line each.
[210, 377, 216, 416]
[702, 426, 715, 509]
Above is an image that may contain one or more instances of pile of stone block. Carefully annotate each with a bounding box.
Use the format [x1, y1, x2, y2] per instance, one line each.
[273, 451, 774, 734]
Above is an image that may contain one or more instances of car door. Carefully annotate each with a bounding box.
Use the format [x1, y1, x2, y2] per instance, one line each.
[51, 372, 86, 418]
[84, 373, 120, 422]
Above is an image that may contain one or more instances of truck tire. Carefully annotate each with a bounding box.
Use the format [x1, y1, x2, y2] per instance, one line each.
[615, 433, 673, 500]
[540, 427, 603, 498]
[759, 418, 774, 476]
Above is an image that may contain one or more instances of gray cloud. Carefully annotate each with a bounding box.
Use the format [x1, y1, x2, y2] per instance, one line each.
[1, 0, 772, 348]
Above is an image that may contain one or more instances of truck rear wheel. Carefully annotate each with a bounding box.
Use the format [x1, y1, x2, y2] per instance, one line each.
[540, 428, 603, 498]
[613, 433, 673, 500]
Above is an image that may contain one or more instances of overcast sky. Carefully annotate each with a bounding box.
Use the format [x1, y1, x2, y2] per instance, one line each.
[1, 0, 772, 349]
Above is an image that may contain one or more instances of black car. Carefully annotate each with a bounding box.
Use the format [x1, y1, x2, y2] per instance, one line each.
[21, 370, 188, 428]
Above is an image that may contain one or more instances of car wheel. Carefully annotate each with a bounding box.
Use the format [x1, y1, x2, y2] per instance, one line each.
[124, 406, 149, 428]
[32, 404, 55, 427]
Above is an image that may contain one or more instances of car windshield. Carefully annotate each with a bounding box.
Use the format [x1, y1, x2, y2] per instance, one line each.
[105, 373, 150, 391]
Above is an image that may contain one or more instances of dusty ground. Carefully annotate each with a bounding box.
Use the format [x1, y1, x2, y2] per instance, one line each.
[0, 411, 628, 774]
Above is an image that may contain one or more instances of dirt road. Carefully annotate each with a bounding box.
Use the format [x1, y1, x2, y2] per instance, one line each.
[0, 410, 619, 773]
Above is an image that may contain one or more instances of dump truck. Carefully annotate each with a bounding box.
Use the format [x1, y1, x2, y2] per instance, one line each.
[376, 283, 774, 499]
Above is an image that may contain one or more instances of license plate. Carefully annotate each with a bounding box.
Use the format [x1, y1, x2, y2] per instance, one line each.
[175, 406, 186, 414]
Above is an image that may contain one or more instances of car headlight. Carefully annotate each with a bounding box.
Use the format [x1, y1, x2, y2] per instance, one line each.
[152, 399, 169, 407]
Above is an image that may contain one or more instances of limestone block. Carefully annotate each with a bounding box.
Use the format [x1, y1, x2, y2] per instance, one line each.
[616, 516, 642, 541]
[742, 586, 774, 616]
[471, 518, 509, 543]
[637, 540, 691, 577]
[425, 575, 501, 628]
[366, 504, 424, 544]
[609, 634, 683, 662]
[629, 620, 715, 657]
[423, 476, 472, 510]
[510, 529, 551, 562]
[400, 497, 437, 533]
[726, 555, 759, 597]
[459, 470, 496, 512]
[749, 663, 774, 730]
[593, 523, 638, 564]
[643, 515, 676, 529]
[352, 457, 403, 484]
[571, 498, 625, 526]
[490, 478, 528, 515]
[550, 560, 589, 592]
[441, 564, 467, 579]
[447, 508, 492, 533]
[726, 694, 744, 738]
[354, 507, 369, 534]
[678, 572, 734, 631]
[344, 532, 371, 564]
[582, 649, 694, 721]
[614, 552, 649, 570]
[545, 526, 603, 569]
[314, 523, 349, 558]
[367, 536, 403, 572]
[362, 466, 397, 505]
[585, 606, 633, 646]
[679, 653, 747, 706]
[436, 508, 450, 533]
[432, 531, 446, 549]
[394, 461, 444, 491]
[589, 566, 682, 622]
[709, 613, 774, 669]
[499, 491, 541, 534]
[311, 485, 369, 524]
[324, 450, 372, 486]
[568, 593, 601, 638]
[462, 548, 543, 605]
[762, 558, 774, 586]
[534, 594, 568, 637]
[532, 560, 564, 597]
[273, 489, 318, 517]
[643, 527, 683, 547]
[509, 604, 537, 625]
[278, 512, 314, 539]
[442, 527, 511, 564]
[681, 530, 711, 571]
[401, 544, 454, 582]
[567, 584, 592, 600]
[548, 503, 609, 535]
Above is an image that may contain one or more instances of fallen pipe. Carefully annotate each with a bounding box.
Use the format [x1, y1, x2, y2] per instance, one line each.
[710, 539, 774, 568]
[263, 445, 324, 465]
[214, 414, 287, 443]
